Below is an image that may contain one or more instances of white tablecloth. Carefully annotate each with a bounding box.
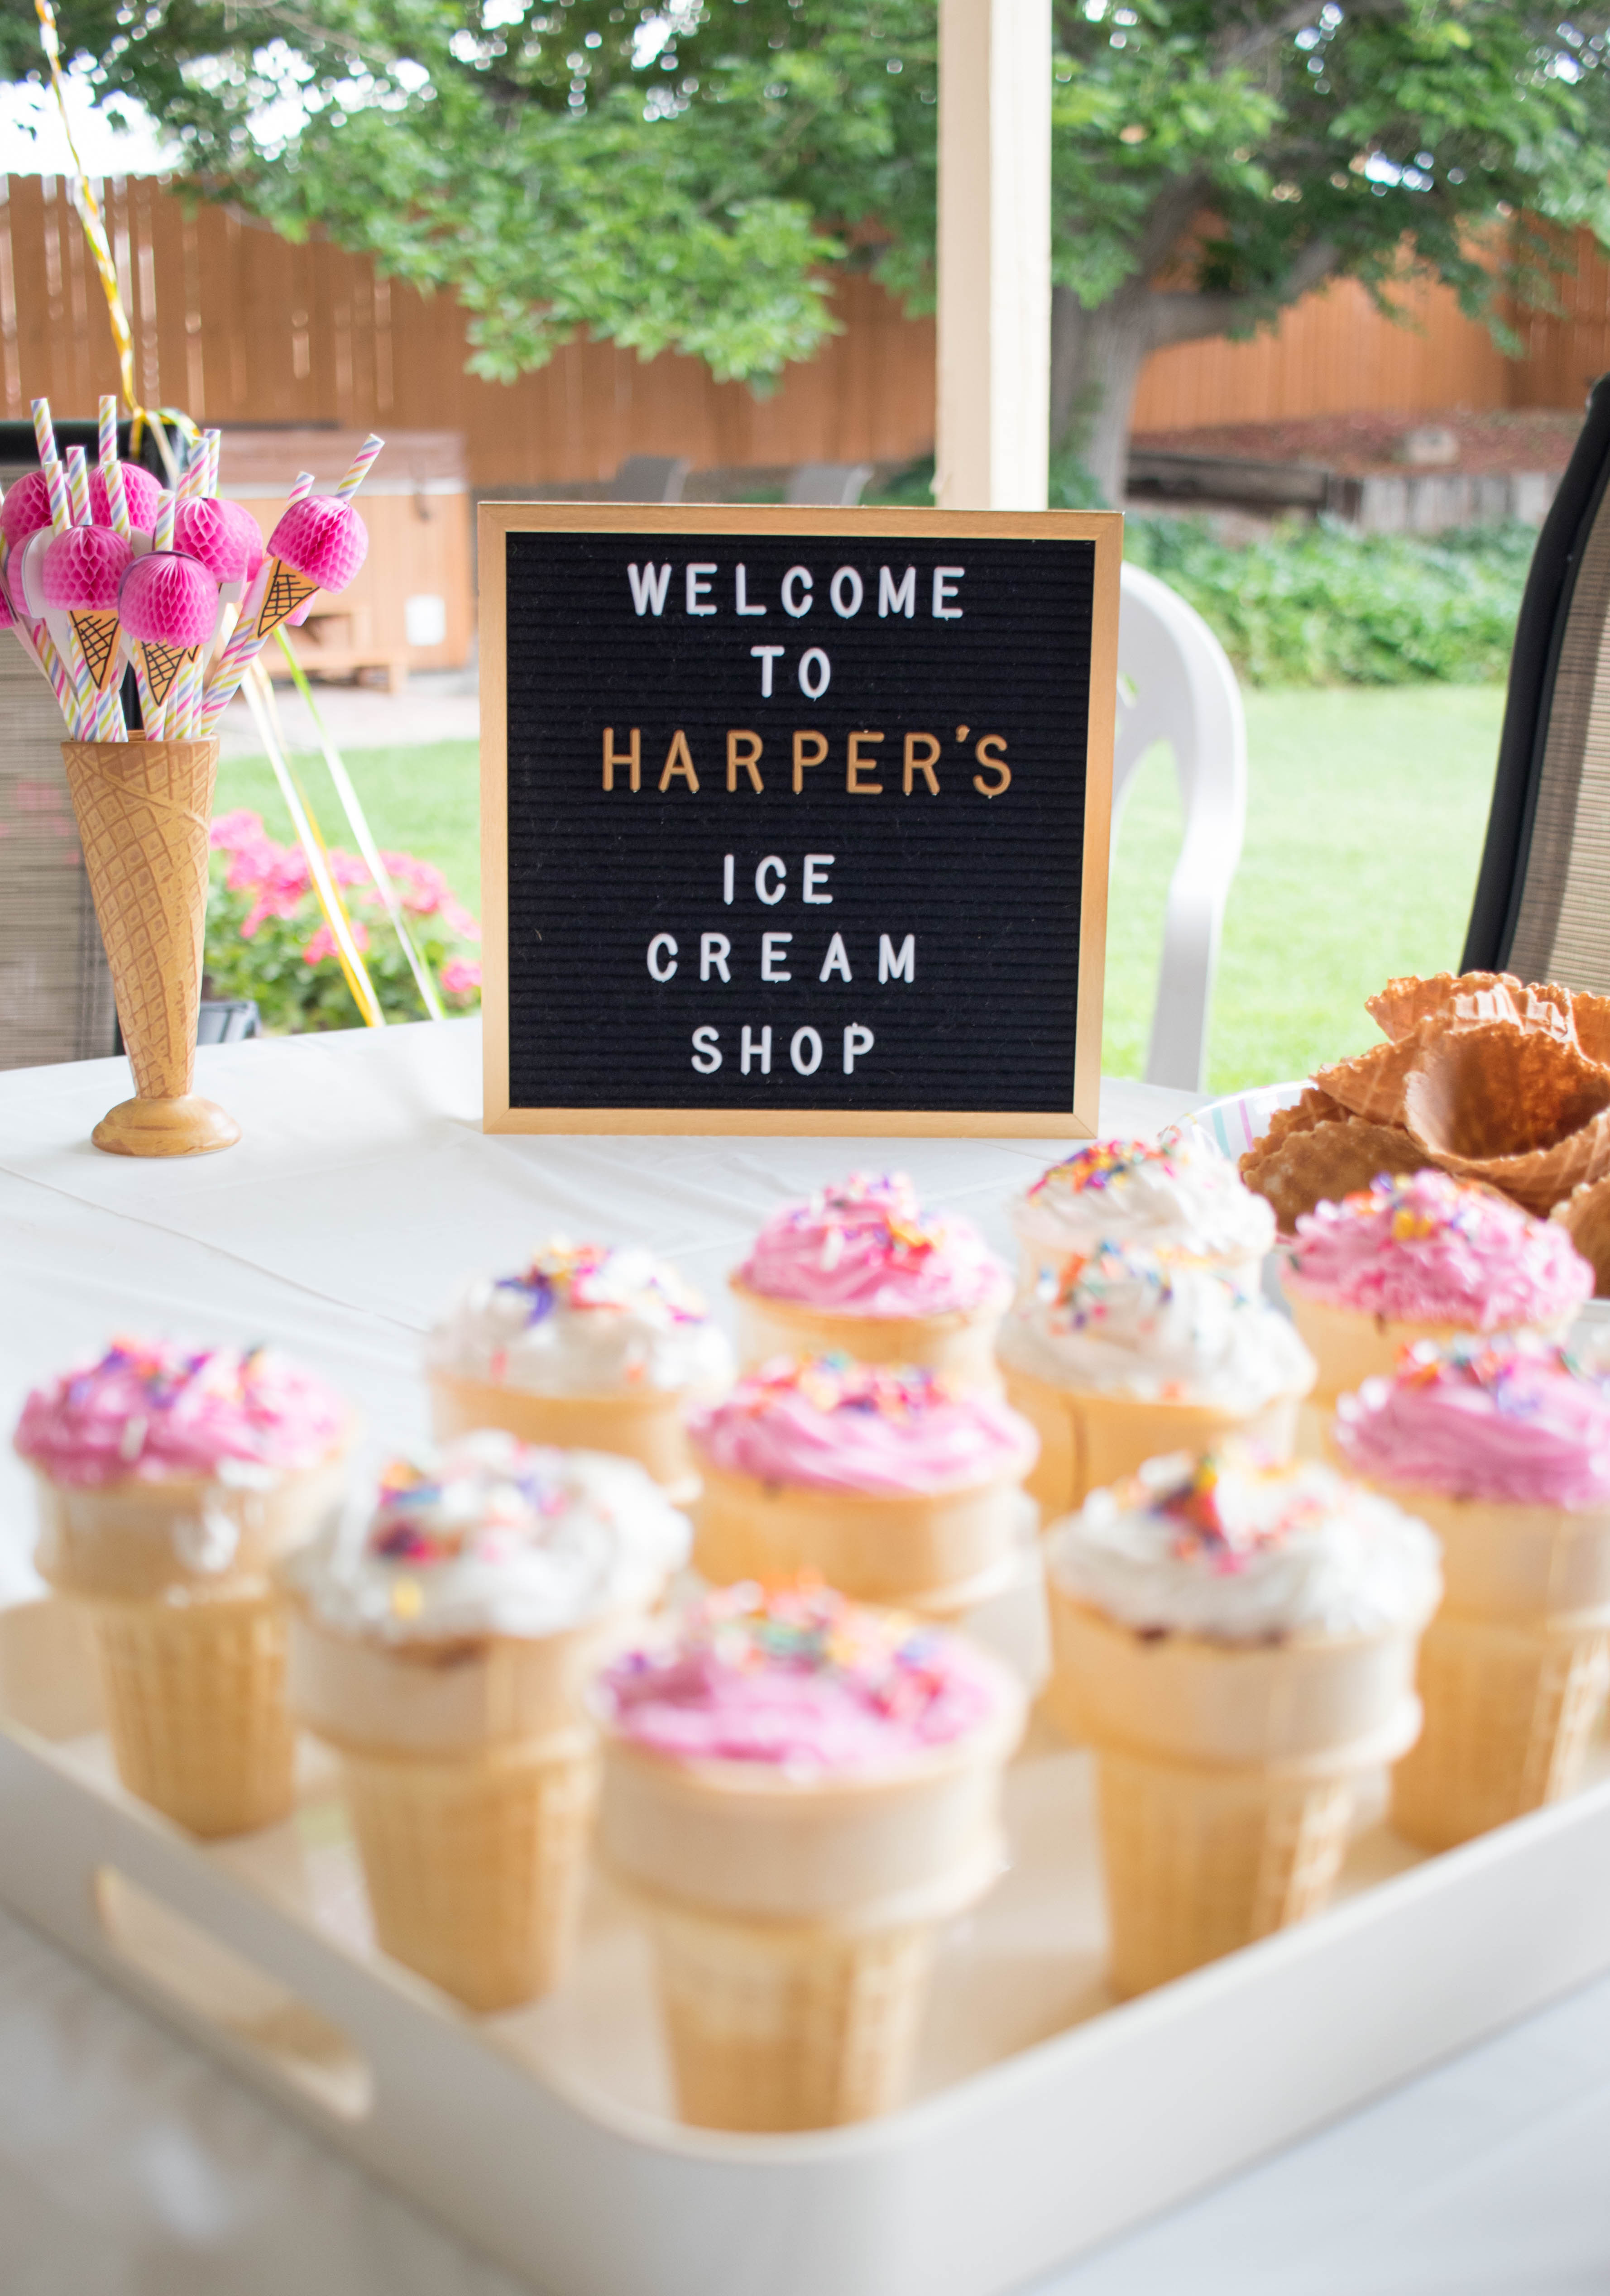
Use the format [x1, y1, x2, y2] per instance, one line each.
[0, 1021, 1600, 2294]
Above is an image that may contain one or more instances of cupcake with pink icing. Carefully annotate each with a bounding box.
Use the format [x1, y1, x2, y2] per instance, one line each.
[426, 1239, 731, 1491]
[1281, 1169, 1591, 1428]
[16, 1338, 352, 1836]
[1336, 1339, 1610, 1850]
[732, 1171, 1011, 1393]
[688, 1355, 1038, 1612]
[1012, 1132, 1274, 1291]
[594, 1580, 1024, 2130]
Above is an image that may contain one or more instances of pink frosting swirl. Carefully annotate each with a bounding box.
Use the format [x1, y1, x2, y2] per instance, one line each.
[15, 1338, 349, 1488]
[598, 1582, 1007, 1770]
[1335, 1340, 1610, 1509]
[1285, 1170, 1591, 1329]
[737, 1172, 1008, 1317]
[689, 1355, 1036, 1496]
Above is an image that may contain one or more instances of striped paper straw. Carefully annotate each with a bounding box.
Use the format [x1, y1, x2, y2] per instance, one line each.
[43, 458, 71, 535]
[104, 457, 131, 541]
[335, 435, 383, 501]
[201, 470, 316, 727]
[31, 620, 77, 729]
[65, 445, 90, 527]
[204, 429, 221, 497]
[98, 394, 117, 468]
[153, 488, 176, 552]
[31, 397, 55, 469]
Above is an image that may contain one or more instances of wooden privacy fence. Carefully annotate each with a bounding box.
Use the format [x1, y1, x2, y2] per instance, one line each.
[1, 172, 1606, 485]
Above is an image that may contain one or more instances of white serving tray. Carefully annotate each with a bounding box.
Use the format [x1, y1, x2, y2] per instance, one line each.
[4, 1590, 1610, 2296]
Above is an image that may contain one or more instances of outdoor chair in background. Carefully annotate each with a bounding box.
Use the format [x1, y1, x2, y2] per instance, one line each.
[1464, 373, 1610, 990]
[786, 461, 875, 507]
[602, 455, 690, 504]
[1114, 560, 1248, 1094]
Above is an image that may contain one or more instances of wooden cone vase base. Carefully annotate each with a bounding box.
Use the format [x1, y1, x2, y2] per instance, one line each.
[62, 737, 241, 1158]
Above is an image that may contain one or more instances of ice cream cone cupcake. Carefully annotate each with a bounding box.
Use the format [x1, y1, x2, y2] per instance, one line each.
[282, 1431, 689, 2011]
[118, 550, 220, 723]
[256, 492, 369, 640]
[426, 1241, 732, 1493]
[1280, 1170, 1590, 1454]
[732, 1172, 1011, 1393]
[1046, 1451, 1440, 1996]
[1011, 1133, 1275, 1295]
[15, 1339, 352, 1836]
[594, 1582, 1025, 2130]
[40, 523, 131, 695]
[997, 1243, 1315, 1519]
[1336, 1339, 1610, 1850]
[687, 1356, 1039, 1614]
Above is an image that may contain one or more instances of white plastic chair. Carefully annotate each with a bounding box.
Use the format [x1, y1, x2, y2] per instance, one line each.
[1113, 560, 1248, 1092]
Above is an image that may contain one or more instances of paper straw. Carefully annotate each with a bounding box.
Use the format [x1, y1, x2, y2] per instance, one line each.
[104, 457, 131, 541]
[98, 394, 117, 469]
[201, 470, 316, 727]
[334, 433, 384, 502]
[65, 445, 90, 527]
[31, 621, 77, 728]
[31, 397, 55, 469]
[205, 430, 221, 497]
[43, 457, 71, 536]
[153, 489, 176, 552]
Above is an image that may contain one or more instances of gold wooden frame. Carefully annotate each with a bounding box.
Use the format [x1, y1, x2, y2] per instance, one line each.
[479, 502, 1120, 1136]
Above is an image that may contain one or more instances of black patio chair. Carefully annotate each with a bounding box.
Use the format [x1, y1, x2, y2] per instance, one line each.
[1463, 373, 1610, 987]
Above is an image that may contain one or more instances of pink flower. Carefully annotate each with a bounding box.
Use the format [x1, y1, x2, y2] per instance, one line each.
[303, 919, 370, 966]
[440, 957, 481, 996]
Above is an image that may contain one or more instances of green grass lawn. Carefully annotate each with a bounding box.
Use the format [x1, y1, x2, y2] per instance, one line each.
[217, 683, 1505, 1092]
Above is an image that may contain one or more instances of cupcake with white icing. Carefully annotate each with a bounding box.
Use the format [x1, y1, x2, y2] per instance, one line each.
[996, 1242, 1314, 1516]
[282, 1429, 689, 2010]
[426, 1240, 732, 1492]
[1012, 1133, 1274, 1292]
[1046, 1448, 1440, 1995]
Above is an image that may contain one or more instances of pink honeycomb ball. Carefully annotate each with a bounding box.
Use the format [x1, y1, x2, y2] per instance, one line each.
[87, 461, 163, 532]
[41, 524, 132, 611]
[174, 497, 249, 584]
[267, 494, 368, 590]
[217, 497, 265, 582]
[1, 469, 53, 550]
[119, 551, 220, 648]
[0, 578, 14, 631]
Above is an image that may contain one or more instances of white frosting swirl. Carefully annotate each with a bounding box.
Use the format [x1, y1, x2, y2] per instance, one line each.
[1012, 1130, 1274, 1272]
[996, 1243, 1313, 1409]
[1050, 1450, 1442, 1643]
[283, 1430, 690, 1642]
[426, 1241, 732, 1397]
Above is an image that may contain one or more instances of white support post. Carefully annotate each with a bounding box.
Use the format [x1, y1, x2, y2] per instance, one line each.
[935, 0, 1052, 512]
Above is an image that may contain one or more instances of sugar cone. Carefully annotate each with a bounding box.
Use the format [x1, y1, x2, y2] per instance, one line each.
[83, 1587, 295, 1836]
[632, 1880, 942, 2131]
[1001, 1361, 1301, 1520]
[337, 1731, 599, 2011]
[1391, 1610, 1610, 1851]
[257, 557, 320, 641]
[730, 1276, 1007, 1395]
[428, 1368, 695, 1492]
[1051, 1598, 1423, 1995]
[598, 1654, 1025, 2129]
[32, 1449, 350, 1835]
[62, 738, 240, 1157]
[690, 1459, 1032, 1613]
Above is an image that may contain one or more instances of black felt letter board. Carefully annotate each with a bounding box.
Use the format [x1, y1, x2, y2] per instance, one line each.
[489, 514, 1114, 1131]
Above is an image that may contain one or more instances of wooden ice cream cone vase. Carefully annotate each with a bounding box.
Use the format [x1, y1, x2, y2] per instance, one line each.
[1002, 1362, 1301, 1521]
[428, 1368, 695, 1492]
[1051, 1597, 1422, 1997]
[1381, 1489, 1610, 1851]
[62, 737, 240, 1157]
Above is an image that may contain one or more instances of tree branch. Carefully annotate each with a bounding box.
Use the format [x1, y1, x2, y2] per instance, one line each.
[1143, 234, 1339, 346]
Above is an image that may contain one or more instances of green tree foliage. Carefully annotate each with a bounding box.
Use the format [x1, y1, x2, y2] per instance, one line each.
[9, 2, 1610, 492]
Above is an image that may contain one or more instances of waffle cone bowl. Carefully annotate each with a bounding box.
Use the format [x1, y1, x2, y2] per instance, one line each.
[1050, 1598, 1423, 1996]
[729, 1276, 1007, 1394]
[1001, 1363, 1302, 1521]
[427, 1368, 696, 1493]
[690, 1459, 1033, 1614]
[62, 737, 239, 1158]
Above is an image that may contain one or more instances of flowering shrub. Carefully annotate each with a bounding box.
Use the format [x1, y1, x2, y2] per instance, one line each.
[205, 810, 483, 1032]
